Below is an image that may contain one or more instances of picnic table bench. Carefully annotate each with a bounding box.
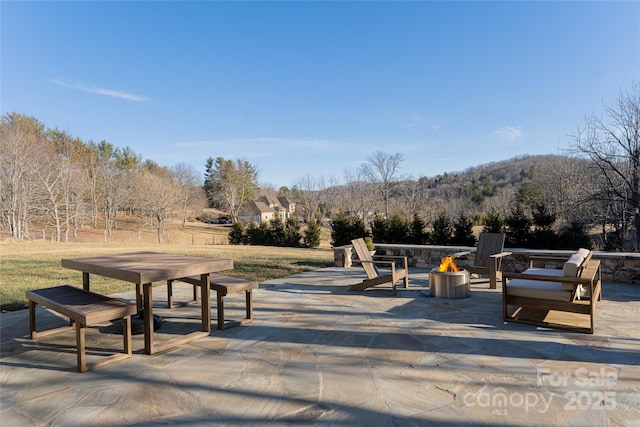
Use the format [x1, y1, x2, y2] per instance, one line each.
[167, 273, 258, 330]
[26, 285, 137, 372]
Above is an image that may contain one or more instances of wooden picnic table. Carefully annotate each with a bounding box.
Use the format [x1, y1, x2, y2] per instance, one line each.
[62, 251, 233, 354]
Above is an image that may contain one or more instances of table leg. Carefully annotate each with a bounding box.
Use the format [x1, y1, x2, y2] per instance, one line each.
[135, 284, 143, 312]
[82, 272, 90, 291]
[201, 273, 211, 333]
[143, 283, 154, 354]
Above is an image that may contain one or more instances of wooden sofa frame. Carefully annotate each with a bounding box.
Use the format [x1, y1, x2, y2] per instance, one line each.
[502, 255, 602, 334]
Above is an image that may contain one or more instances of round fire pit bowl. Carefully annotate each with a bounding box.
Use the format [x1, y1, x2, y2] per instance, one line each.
[429, 269, 471, 299]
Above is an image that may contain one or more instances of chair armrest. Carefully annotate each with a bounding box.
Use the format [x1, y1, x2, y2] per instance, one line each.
[490, 251, 512, 259]
[373, 255, 408, 269]
[451, 250, 473, 258]
[354, 259, 395, 267]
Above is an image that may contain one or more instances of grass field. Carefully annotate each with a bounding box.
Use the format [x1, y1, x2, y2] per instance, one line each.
[0, 222, 334, 311]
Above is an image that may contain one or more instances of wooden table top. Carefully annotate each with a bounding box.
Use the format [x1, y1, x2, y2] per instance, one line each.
[61, 251, 234, 284]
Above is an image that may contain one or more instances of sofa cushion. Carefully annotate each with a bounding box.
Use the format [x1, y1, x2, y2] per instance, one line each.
[576, 248, 591, 260]
[562, 253, 584, 278]
[506, 279, 573, 302]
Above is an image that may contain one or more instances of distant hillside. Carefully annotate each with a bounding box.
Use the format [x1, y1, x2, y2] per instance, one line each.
[421, 154, 561, 190]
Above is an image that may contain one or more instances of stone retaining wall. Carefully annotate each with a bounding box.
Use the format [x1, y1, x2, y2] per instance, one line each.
[333, 243, 640, 285]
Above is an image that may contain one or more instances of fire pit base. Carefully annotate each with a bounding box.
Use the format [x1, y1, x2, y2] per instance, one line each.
[429, 269, 471, 299]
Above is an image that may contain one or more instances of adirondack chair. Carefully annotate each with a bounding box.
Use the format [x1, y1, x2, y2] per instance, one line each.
[350, 238, 409, 295]
[451, 233, 511, 289]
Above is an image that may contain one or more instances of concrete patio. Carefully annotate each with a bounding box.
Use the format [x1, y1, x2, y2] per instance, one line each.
[1, 267, 639, 426]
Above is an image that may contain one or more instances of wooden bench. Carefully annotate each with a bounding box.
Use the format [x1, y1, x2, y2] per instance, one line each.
[26, 285, 137, 372]
[167, 273, 258, 330]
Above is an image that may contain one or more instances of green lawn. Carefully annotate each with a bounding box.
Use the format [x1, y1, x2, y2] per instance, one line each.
[0, 240, 333, 311]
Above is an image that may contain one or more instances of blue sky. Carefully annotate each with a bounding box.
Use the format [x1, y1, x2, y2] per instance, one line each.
[2, 1, 639, 188]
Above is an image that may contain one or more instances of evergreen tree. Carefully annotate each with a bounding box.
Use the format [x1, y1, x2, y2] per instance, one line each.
[303, 218, 321, 248]
[387, 213, 410, 243]
[505, 205, 532, 247]
[246, 220, 270, 245]
[350, 215, 368, 241]
[409, 212, 428, 244]
[330, 211, 369, 246]
[482, 211, 504, 234]
[330, 211, 351, 246]
[451, 212, 476, 246]
[531, 203, 558, 249]
[284, 216, 302, 247]
[431, 212, 452, 245]
[228, 221, 245, 245]
[269, 216, 286, 246]
[557, 221, 593, 250]
[371, 214, 389, 243]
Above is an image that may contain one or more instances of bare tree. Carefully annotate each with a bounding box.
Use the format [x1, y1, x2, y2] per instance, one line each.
[135, 166, 179, 244]
[570, 82, 640, 251]
[0, 113, 43, 239]
[360, 150, 404, 218]
[291, 174, 326, 223]
[35, 129, 68, 242]
[338, 168, 378, 222]
[536, 156, 598, 227]
[172, 163, 206, 226]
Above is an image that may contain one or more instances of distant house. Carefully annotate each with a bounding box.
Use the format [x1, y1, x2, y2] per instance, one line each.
[238, 201, 274, 223]
[239, 196, 296, 223]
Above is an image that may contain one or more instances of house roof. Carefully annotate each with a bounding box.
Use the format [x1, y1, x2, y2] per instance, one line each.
[240, 201, 274, 216]
[258, 195, 280, 208]
[278, 197, 294, 208]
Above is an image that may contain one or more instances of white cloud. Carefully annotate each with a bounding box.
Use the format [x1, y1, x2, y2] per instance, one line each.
[404, 111, 423, 128]
[51, 78, 147, 101]
[494, 126, 523, 140]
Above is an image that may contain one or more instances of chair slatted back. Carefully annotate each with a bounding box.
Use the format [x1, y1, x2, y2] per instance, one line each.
[474, 233, 505, 268]
[351, 238, 378, 279]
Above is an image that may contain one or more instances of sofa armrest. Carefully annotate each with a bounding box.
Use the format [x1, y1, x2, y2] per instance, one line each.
[503, 272, 594, 286]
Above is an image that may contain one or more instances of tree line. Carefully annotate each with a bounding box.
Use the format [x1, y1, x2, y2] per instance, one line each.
[0, 113, 205, 243]
[2, 83, 637, 251]
[287, 83, 639, 252]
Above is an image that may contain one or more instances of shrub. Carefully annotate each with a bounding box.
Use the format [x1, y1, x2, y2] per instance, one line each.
[197, 212, 217, 224]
